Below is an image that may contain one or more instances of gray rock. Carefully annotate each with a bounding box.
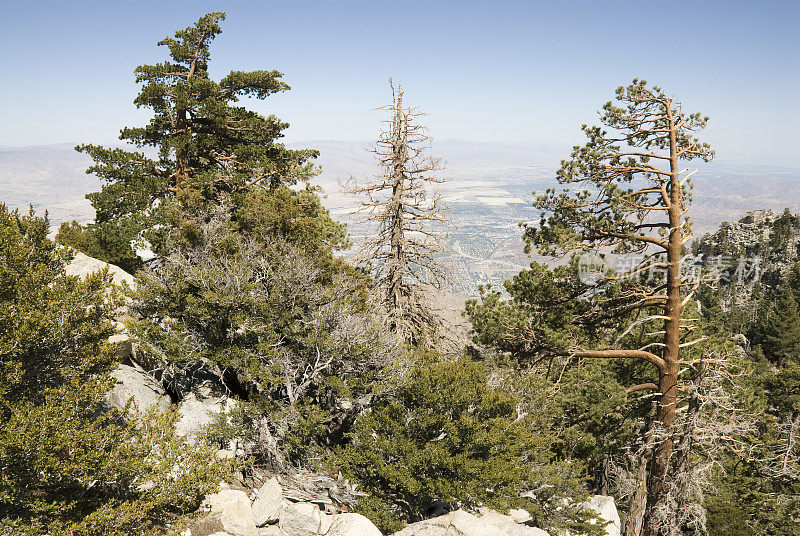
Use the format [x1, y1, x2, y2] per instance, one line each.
[176, 389, 233, 438]
[392, 510, 504, 536]
[476, 509, 549, 536]
[279, 502, 321, 536]
[203, 489, 258, 536]
[326, 513, 382, 536]
[108, 331, 134, 359]
[508, 509, 532, 524]
[252, 477, 284, 527]
[393, 509, 550, 536]
[258, 527, 288, 536]
[319, 512, 333, 534]
[215, 449, 236, 460]
[103, 364, 171, 414]
[729, 333, 748, 348]
[64, 250, 135, 288]
[222, 497, 260, 536]
[581, 496, 620, 536]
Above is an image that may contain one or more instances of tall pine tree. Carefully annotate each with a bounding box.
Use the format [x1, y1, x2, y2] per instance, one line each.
[72, 12, 317, 269]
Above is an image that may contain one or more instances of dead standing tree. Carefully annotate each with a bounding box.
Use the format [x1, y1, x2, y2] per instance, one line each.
[525, 80, 714, 535]
[344, 83, 448, 344]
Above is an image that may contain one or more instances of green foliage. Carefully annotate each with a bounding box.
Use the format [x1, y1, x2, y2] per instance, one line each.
[234, 186, 349, 257]
[769, 208, 800, 251]
[127, 200, 389, 465]
[466, 261, 588, 363]
[759, 290, 800, 368]
[704, 451, 800, 536]
[466, 258, 653, 490]
[77, 12, 318, 267]
[553, 363, 638, 468]
[55, 220, 142, 273]
[0, 208, 115, 404]
[0, 205, 227, 535]
[525, 79, 712, 257]
[700, 260, 800, 536]
[703, 494, 757, 536]
[331, 355, 600, 535]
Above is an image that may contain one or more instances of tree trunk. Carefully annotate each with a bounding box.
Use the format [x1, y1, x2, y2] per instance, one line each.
[624, 453, 651, 536]
[670, 388, 700, 531]
[642, 102, 683, 536]
[623, 401, 657, 536]
[386, 88, 406, 331]
[173, 32, 205, 194]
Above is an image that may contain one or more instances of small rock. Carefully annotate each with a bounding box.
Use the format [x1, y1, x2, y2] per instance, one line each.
[252, 477, 284, 527]
[103, 364, 171, 414]
[279, 502, 321, 536]
[215, 449, 236, 460]
[477, 508, 548, 536]
[64, 250, 136, 288]
[729, 333, 748, 348]
[203, 489, 258, 536]
[326, 513, 382, 536]
[508, 509, 532, 524]
[108, 331, 134, 359]
[176, 391, 233, 438]
[582, 495, 620, 536]
[259, 527, 288, 536]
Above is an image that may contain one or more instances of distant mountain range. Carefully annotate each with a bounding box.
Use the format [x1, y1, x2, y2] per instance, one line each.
[2, 140, 799, 294]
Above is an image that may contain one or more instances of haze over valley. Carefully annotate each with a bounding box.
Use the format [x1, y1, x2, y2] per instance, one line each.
[3, 140, 799, 294]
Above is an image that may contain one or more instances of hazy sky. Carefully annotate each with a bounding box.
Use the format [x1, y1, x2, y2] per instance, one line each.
[1, 0, 797, 165]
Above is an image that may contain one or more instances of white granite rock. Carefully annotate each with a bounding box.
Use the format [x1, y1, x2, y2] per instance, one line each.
[326, 513, 382, 536]
[252, 477, 284, 527]
[279, 502, 321, 536]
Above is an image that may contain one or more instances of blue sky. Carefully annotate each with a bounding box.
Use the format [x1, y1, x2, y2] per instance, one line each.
[1, 0, 797, 165]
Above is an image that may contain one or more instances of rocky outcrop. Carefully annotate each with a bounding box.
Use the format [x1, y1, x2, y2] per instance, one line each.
[186, 477, 383, 536]
[252, 478, 283, 526]
[326, 513, 382, 536]
[175, 386, 235, 439]
[64, 250, 136, 289]
[65, 251, 170, 417]
[581, 495, 620, 536]
[696, 208, 800, 308]
[103, 363, 172, 414]
[65, 250, 136, 356]
[391, 509, 549, 536]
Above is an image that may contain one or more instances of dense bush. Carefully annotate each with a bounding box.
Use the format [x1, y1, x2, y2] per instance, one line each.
[0, 205, 227, 536]
[331, 354, 600, 535]
[127, 197, 397, 467]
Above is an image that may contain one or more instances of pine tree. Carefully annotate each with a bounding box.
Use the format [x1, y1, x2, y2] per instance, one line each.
[760, 290, 800, 368]
[344, 82, 448, 344]
[518, 80, 713, 535]
[72, 12, 317, 269]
